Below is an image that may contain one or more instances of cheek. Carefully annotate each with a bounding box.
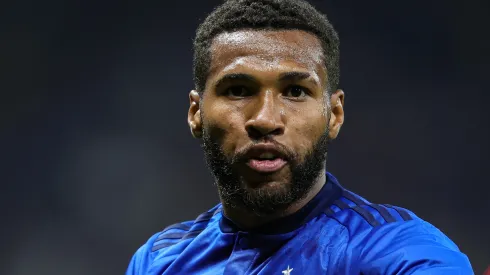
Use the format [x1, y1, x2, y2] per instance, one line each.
[288, 108, 328, 152]
[202, 101, 246, 152]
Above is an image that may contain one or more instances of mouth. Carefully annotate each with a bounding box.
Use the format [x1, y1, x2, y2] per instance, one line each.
[243, 144, 288, 173]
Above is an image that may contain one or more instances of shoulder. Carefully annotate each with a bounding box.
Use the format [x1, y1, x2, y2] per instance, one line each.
[323, 188, 473, 273]
[324, 187, 455, 246]
[125, 231, 161, 275]
[151, 205, 222, 252]
[125, 204, 222, 275]
[324, 188, 417, 232]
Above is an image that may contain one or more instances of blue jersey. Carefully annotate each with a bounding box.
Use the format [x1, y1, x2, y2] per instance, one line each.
[127, 173, 473, 274]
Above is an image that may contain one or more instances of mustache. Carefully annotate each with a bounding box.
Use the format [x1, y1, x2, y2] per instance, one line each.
[231, 139, 297, 164]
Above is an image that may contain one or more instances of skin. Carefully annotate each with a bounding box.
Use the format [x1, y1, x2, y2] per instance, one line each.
[188, 29, 345, 229]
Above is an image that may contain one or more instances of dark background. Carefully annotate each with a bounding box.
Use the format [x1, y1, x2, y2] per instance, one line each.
[2, 0, 489, 274]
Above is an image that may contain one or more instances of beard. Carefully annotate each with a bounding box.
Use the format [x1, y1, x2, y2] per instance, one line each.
[201, 124, 330, 217]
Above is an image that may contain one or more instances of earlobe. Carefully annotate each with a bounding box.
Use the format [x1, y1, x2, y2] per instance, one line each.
[191, 110, 202, 138]
[188, 90, 203, 138]
[328, 89, 345, 140]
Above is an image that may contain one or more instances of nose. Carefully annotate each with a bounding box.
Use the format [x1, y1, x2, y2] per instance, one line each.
[245, 91, 285, 139]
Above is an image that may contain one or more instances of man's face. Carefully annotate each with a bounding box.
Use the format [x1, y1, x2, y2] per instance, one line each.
[188, 30, 344, 215]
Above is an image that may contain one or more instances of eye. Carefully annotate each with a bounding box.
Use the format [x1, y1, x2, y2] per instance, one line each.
[224, 86, 251, 98]
[284, 86, 308, 98]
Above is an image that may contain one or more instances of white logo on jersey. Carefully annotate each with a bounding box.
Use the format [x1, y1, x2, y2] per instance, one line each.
[282, 265, 293, 275]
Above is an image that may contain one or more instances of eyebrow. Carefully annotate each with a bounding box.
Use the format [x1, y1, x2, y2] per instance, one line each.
[214, 71, 319, 88]
[278, 71, 319, 86]
[214, 73, 259, 88]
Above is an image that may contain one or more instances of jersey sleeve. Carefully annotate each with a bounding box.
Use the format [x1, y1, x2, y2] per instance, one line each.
[126, 232, 160, 275]
[358, 220, 474, 274]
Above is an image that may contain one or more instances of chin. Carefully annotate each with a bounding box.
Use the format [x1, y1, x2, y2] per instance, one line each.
[242, 178, 292, 197]
[241, 173, 291, 189]
[258, 179, 289, 188]
[240, 182, 295, 216]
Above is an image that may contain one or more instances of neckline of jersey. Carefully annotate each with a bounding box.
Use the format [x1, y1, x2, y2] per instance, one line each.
[219, 172, 343, 235]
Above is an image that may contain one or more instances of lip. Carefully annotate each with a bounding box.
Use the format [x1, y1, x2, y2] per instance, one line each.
[247, 158, 287, 173]
[243, 143, 288, 160]
[243, 143, 288, 173]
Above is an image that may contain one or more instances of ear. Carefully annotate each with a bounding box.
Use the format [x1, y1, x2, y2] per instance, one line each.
[328, 89, 345, 140]
[188, 90, 202, 138]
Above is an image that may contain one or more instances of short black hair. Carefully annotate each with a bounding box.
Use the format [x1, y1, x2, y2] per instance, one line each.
[193, 0, 340, 95]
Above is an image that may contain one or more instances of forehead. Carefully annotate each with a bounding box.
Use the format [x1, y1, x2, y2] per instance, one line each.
[208, 30, 326, 79]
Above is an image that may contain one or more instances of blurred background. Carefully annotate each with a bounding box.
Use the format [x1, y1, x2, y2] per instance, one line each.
[1, 0, 489, 274]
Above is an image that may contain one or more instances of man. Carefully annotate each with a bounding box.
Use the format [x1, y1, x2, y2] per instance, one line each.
[127, 0, 473, 274]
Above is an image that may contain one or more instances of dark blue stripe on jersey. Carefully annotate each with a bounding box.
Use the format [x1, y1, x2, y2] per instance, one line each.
[333, 199, 350, 210]
[152, 208, 222, 252]
[333, 199, 380, 227]
[341, 190, 366, 206]
[162, 223, 191, 232]
[369, 204, 397, 223]
[158, 229, 204, 241]
[152, 242, 175, 251]
[156, 217, 214, 242]
[151, 230, 204, 252]
[157, 232, 190, 240]
[342, 191, 397, 223]
[350, 205, 381, 227]
[182, 230, 204, 240]
[194, 208, 222, 223]
[384, 204, 413, 221]
[156, 223, 209, 242]
[194, 211, 215, 223]
[159, 229, 203, 242]
[324, 208, 335, 216]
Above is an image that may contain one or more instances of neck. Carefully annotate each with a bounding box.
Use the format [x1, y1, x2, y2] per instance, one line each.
[221, 171, 326, 231]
